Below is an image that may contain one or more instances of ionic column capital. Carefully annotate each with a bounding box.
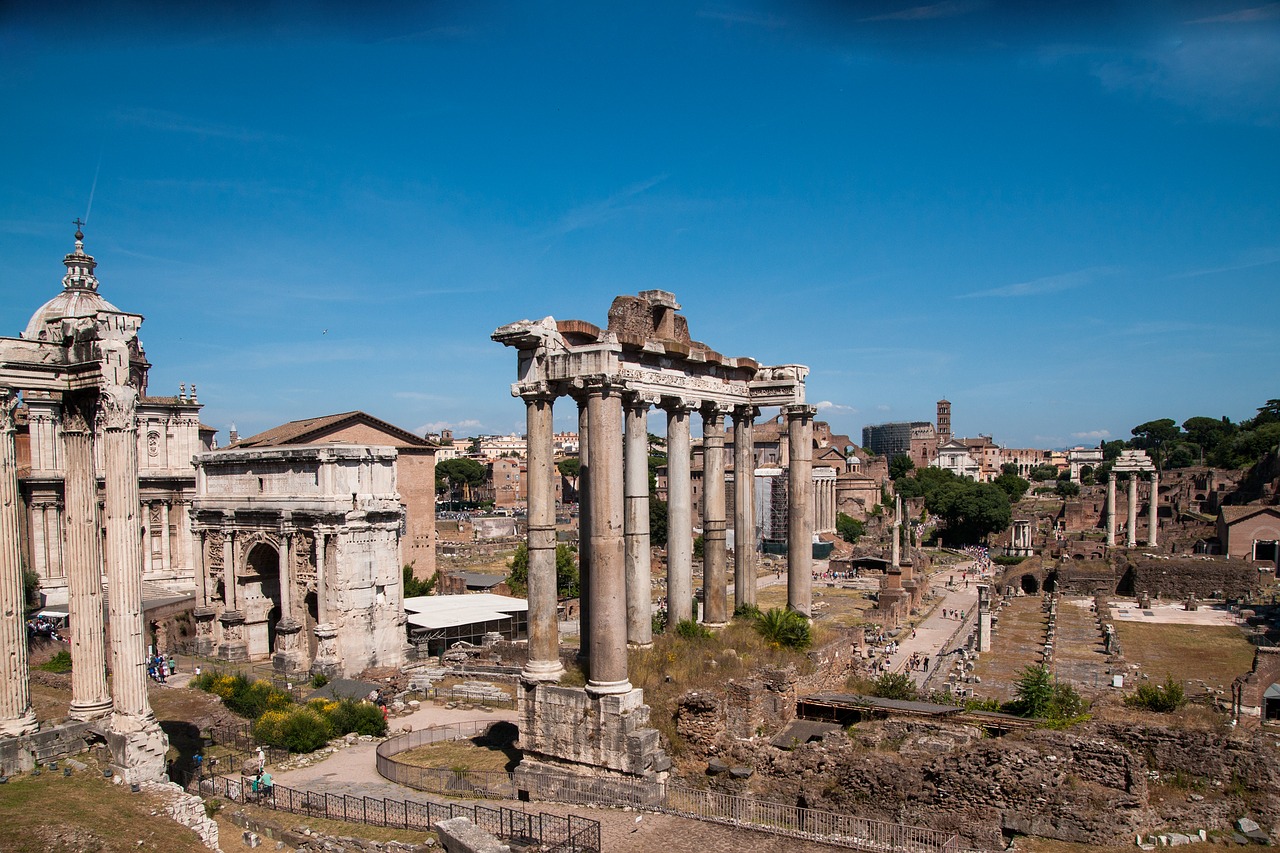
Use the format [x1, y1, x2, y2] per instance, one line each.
[700, 401, 732, 419]
[784, 403, 818, 421]
[660, 395, 698, 414]
[517, 381, 559, 404]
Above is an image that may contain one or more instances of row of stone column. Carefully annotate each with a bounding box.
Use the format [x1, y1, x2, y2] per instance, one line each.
[0, 387, 158, 738]
[518, 382, 814, 694]
[1106, 472, 1160, 548]
[812, 472, 837, 534]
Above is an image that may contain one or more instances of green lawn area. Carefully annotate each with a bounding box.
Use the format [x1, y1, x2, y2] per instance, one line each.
[1112, 622, 1255, 691]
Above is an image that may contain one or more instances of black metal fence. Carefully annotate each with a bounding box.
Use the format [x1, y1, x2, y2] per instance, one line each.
[196, 773, 600, 853]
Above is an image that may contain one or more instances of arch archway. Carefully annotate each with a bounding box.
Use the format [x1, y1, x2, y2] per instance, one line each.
[242, 541, 281, 659]
[1020, 574, 1040, 595]
[1043, 571, 1058, 593]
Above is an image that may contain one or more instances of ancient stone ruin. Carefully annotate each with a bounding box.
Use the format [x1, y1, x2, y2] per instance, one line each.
[493, 290, 812, 780]
[190, 445, 408, 678]
[0, 230, 167, 782]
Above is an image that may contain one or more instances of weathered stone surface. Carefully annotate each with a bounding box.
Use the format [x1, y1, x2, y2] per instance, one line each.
[434, 817, 510, 853]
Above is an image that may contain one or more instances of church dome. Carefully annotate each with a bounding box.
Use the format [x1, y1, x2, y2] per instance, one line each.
[22, 227, 120, 341]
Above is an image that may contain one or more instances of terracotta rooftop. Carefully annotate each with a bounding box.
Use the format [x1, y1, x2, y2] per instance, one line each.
[229, 410, 436, 450]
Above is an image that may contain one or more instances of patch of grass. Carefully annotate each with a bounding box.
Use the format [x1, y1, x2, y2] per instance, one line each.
[37, 650, 72, 673]
[223, 802, 433, 847]
[394, 723, 520, 773]
[0, 767, 210, 853]
[629, 620, 817, 755]
[970, 596, 1048, 703]
[1112, 623, 1254, 691]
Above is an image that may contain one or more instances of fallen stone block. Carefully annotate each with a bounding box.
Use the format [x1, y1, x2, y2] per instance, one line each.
[1239, 820, 1261, 834]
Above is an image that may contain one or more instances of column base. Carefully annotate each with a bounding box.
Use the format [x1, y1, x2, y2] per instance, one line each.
[311, 623, 340, 678]
[68, 697, 114, 722]
[0, 709, 38, 738]
[700, 622, 728, 630]
[107, 712, 168, 785]
[217, 610, 248, 661]
[516, 682, 669, 778]
[585, 678, 633, 697]
[520, 660, 565, 684]
[627, 642, 654, 650]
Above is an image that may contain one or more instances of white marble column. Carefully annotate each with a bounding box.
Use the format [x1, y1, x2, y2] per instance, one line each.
[786, 404, 815, 617]
[195, 531, 208, 607]
[279, 528, 294, 621]
[160, 501, 172, 576]
[1106, 476, 1116, 547]
[701, 405, 728, 627]
[100, 384, 167, 782]
[1148, 471, 1159, 548]
[732, 406, 757, 610]
[225, 530, 239, 611]
[576, 398, 591, 663]
[0, 390, 37, 736]
[315, 531, 328, 623]
[584, 381, 630, 696]
[1126, 474, 1138, 548]
[665, 400, 694, 629]
[30, 503, 48, 581]
[63, 394, 111, 720]
[623, 396, 653, 646]
[522, 389, 564, 682]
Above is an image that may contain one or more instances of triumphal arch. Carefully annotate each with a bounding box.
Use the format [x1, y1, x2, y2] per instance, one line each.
[0, 229, 166, 782]
[493, 290, 811, 780]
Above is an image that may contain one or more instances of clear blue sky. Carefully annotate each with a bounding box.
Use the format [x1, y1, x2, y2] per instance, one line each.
[2, 2, 1277, 449]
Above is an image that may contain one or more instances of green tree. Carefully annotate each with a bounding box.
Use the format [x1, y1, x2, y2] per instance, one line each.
[992, 472, 1030, 503]
[649, 497, 668, 547]
[889, 454, 915, 481]
[403, 564, 437, 598]
[1055, 480, 1081, 497]
[557, 457, 581, 494]
[1182, 416, 1234, 460]
[1000, 462, 1019, 477]
[1028, 464, 1059, 481]
[836, 512, 865, 544]
[505, 543, 580, 598]
[1131, 419, 1182, 471]
[928, 480, 1012, 545]
[1101, 440, 1127, 462]
[436, 458, 487, 503]
[1008, 664, 1088, 724]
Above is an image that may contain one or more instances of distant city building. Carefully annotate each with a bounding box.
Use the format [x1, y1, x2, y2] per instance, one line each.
[862, 421, 934, 460]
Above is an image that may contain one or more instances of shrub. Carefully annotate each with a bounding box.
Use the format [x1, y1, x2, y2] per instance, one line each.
[276, 706, 332, 753]
[870, 672, 918, 701]
[753, 608, 812, 651]
[192, 670, 293, 719]
[1007, 665, 1089, 726]
[675, 619, 711, 640]
[38, 650, 72, 673]
[310, 672, 330, 689]
[733, 602, 762, 621]
[326, 698, 387, 737]
[1125, 675, 1186, 713]
[992, 555, 1026, 566]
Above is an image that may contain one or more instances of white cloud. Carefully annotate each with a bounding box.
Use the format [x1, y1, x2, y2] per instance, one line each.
[1071, 429, 1111, 440]
[958, 267, 1113, 299]
[416, 419, 482, 435]
[860, 1, 987, 22]
[815, 400, 857, 414]
[876, 404, 892, 412]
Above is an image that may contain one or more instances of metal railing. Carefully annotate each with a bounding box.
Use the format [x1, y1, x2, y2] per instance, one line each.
[378, 722, 962, 853]
[195, 773, 599, 853]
